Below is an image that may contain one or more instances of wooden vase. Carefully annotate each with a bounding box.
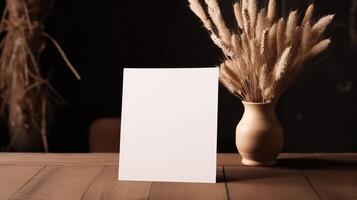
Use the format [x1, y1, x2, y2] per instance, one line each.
[236, 101, 283, 166]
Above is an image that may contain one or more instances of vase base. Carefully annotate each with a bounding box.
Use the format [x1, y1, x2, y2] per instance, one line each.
[242, 158, 276, 166]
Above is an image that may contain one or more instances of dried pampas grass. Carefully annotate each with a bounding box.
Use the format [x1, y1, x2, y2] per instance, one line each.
[188, 0, 334, 102]
[0, 0, 80, 151]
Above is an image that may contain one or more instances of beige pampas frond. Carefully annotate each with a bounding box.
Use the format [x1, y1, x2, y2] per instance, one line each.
[231, 34, 242, 54]
[219, 75, 235, 93]
[249, 39, 259, 66]
[312, 14, 335, 37]
[241, 0, 249, 10]
[220, 63, 239, 84]
[210, 32, 234, 57]
[233, 3, 244, 30]
[302, 4, 314, 26]
[188, 0, 334, 102]
[240, 33, 251, 62]
[267, 0, 276, 23]
[276, 18, 286, 56]
[247, 0, 258, 29]
[219, 62, 244, 98]
[301, 22, 312, 53]
[204, 0, 231, 44]
[286, 11, 299, 39]
[242, 8, 251, 37]
[255, 8, 267, 40]
[274, 46, 292, 81]
[260, 29, 268, 55]
[188, 0, 213, 31]
[259, 64, 268, 91]
[267, 23, 277, 64]
[305, 38, 331, 61]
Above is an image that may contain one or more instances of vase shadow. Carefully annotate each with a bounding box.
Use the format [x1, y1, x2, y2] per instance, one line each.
[222, 158, 357, 182]
[276, 158, 357, 169]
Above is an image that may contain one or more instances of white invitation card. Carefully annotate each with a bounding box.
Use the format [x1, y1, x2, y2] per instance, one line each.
[119, 67, 218, 183]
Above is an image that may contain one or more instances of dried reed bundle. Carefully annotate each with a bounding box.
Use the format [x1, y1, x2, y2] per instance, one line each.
[0, 0, 80, 151]
[188, 0, 334, 102]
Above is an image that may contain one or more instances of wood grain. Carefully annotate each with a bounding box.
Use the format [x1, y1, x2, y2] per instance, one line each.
[148, 166, 227, 200]
[1, 153, 357, 165]
[0, 165, 44, 200]
[11, 165, 103, 200]
[0, 153, 356, 200]
[0, 153, 118, 165]
[303, 168, 357, 200]
[217, 154, 242, 166]
[225, 166, 319, 200]
[83, 166, 152, 200]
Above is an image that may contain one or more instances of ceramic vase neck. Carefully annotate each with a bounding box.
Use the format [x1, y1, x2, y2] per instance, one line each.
[242, 101, 276, 115]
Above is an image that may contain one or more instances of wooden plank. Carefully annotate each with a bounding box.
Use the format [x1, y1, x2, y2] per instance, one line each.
[219, 153, 357, 166]
[303, 168, 357, 200]
[217, 154, 242, 166]
[1, 153, 357, 165]
[11, 165, 103, 200]
[0, 165, 44, 200]
[225, 166, 319, 200]
[277, 153, 357, 164]
[221, 153, 357, 167]
[148, 166, 227, 200]
[0, 153, 118, 165]
[82, 166, 152, 200]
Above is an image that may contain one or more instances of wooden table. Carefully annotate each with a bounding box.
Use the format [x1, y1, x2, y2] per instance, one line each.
[0, 153, 356, 200]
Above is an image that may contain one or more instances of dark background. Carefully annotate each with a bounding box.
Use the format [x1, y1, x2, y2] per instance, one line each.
[1, 0, 356, 152]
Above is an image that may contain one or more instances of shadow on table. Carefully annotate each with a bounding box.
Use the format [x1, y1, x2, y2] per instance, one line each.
[223, 158, 357, 182]
[277, 158, 357, 169]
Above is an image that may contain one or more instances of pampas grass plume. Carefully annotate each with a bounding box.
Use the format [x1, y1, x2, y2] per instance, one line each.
[204, 0, 231, 44]
[267, 0, 276, 22]
[305, 38, 331, 61]
[233, 3, 244, 29]
[302, 4, 314, 26]
[274, 46, 292, 81]
[312, 14, 335, 36]
[188, 0, 213, 30]
[188, 0, 334, 102]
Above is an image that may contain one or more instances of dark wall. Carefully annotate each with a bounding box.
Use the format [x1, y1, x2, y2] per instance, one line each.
[2, 0, 356, 152]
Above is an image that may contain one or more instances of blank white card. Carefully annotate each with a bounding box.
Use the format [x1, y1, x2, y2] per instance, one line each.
[119, 67, 219, 183]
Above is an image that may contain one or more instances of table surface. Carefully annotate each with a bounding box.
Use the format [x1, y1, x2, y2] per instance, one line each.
[0, 153, 356, 200]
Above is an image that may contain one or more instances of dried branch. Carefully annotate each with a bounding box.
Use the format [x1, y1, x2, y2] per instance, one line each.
[0, 0, 80, 151]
